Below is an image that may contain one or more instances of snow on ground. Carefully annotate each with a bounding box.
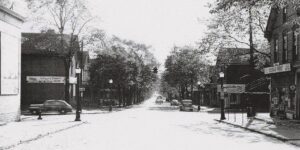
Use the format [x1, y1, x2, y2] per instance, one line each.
[4, 95, 300, 150]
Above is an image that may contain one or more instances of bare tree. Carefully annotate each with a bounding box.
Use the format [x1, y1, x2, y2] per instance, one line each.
[26, 0, 94, 102]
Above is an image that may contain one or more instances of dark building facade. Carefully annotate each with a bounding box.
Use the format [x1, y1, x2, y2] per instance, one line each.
[21, 32, 80, 108]
[210, 48, 269, 111]
[265, 5, 300, 119]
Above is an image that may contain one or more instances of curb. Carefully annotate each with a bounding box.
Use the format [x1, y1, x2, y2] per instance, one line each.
[214, 119, 289, 141]
[0, 121, 87, 150]
[214, 119, 300, 147]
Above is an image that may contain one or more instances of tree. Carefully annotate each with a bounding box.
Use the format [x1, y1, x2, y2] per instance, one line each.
[162, 46, 210, 100]
[25, 0, 94, 102]
[89, 36, 158, 106]
[199, 0, 271, 71]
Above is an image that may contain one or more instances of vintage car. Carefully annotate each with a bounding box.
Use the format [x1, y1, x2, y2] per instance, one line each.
[179, 99, 193, 111]
[155, 96, 164, 104]
[28, 100, 73, 115]
[170, 99, 180, 106]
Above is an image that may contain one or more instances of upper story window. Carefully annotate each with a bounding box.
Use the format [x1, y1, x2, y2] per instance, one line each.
[274, 38, 279, 63]
[283, 7, 287, 23]
[283, 33, 288, 63]
[293, 31, 299, 61]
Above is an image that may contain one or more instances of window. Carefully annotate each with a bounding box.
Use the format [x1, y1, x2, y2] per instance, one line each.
[283, 34, 288, 63]
[274, 39, 279, 63]
[283, 7, 287, 23]
[293, 31, 299, 61]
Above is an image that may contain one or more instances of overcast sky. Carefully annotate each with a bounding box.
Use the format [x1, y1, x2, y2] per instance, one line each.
[87, 0, 211, 63]
[17, 0, 211, 64]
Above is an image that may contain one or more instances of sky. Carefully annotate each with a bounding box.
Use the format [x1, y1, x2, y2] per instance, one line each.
[87, 0, 211, 64]
[15, 0, 211, 64]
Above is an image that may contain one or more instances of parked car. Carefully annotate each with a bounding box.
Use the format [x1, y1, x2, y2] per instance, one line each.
[179, 99, 193, 111]
[28, 100, 73, 115]
[170, 99, 180, 106]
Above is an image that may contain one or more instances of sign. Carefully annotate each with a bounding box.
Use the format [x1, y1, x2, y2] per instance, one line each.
[289, 85, 296, 91]
[264, 63, 291, 74]
[69, 77, 77, 84]
[79, 87, 85, 92]
[26, 76, 65, 83]
[217, 84, 245, 93]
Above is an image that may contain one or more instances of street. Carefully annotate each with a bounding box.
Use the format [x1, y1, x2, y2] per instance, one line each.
[9, 95, 298, 150]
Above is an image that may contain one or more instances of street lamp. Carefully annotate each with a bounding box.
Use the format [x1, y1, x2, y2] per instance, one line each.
[75, 68, 81, 121]
[219, 72, 226, 120]
[197, 81, 201, 111]
[109, 79, 113, 112]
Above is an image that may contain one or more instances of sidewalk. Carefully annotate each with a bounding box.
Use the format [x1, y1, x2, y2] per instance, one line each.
[214, 112, 300, 146]
[0, 115, 87, 150]
[0, 107, 135, 150]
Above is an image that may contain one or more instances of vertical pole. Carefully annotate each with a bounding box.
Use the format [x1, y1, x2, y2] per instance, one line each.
[220, 78, 226, 120]
[198, 85, 201, 111]
[75, 71, 81, 121]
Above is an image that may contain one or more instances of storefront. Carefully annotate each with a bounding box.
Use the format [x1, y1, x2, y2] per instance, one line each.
[265, 63, 299, 119]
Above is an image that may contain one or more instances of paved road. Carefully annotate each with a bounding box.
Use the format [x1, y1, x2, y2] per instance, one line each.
[13, 95, 299, 150]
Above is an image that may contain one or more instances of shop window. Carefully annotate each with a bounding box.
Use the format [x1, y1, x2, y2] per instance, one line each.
[293, 31, 299, 61]
[282, 34, 288, 63]
[274, 39, 279, 63]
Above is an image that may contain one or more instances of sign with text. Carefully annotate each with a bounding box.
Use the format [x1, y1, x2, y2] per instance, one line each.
[264, 63, 291, 74]
[26, 76, 65, 83]
[217, 84, 245, 93]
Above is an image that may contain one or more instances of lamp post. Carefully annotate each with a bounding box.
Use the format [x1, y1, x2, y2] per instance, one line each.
[219, 72, 226, 120]
[75, 68, 81, 121]
[109, 79, 113, 112]
[197, 81, 201, 111]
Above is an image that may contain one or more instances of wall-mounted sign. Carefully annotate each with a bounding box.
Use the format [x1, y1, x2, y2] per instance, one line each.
[26, 76, 65, 83]
[69, 77, 77, 84]
[264, 63, 291, 74]
[290, 85, 296, 91]
[217, 84, 245, 93]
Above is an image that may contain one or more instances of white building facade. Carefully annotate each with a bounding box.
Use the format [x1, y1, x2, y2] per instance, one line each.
[0, 6, 24, 122]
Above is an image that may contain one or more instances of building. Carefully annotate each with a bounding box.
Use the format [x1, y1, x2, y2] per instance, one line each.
[211, 48, 269, 111]
[0, 6, 24, 122]
[265, 5, 300, 119]
[21, 31, 80, 108]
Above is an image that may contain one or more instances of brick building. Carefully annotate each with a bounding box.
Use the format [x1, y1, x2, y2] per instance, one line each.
[21, 31, 80, 108]
[265, 5, 300, 119]
[0, 6, 24, 122]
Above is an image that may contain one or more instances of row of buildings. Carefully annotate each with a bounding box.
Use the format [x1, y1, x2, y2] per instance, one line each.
[0, 6, 90, 123]
[196, 4, 300, 120]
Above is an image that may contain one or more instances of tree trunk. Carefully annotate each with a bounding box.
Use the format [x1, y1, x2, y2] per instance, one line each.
[249, 5, 254, 70]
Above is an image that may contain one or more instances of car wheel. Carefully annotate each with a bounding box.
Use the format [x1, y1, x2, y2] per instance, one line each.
[31, 110, 37, 115]
[59, 109, 67, 114]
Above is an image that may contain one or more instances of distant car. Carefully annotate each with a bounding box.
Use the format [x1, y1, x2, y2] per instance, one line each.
[28, 100, 73, 115]
[170, 99, 180, 106]
[155, 97, 164, 104]
[179, 99, 193, 111]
